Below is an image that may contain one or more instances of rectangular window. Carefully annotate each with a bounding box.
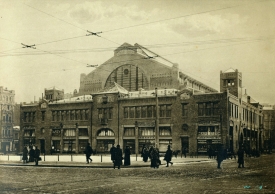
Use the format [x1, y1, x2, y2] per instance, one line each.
[182, 104, 188, 117]
[198, 103, 204, 116]
[108, 108, 113, 119]
[52, 111, 55, 121]
[135, 107, 141, 118]
[166, 105, 171, 117]
[85, 110, 89, 120]
[79, 128, 88, 136]
[124, 128, 135, 136]
[141, 106, 147, 118]
[160, 105, 166, 117]
[213, 102, 219, 115]
[159, 127, 171, 136]
[64, 129, 76, 137]
[205, 103, 212, 116]
[147, 106, 153, 118]
[123, 107, 129, 118]
[129, 107, 135, 118]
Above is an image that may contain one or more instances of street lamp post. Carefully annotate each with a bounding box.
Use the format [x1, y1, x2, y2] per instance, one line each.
[155, 88, 159, 148]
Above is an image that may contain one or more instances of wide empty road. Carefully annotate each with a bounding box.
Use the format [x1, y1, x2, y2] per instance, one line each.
[0, 154, 274, 193]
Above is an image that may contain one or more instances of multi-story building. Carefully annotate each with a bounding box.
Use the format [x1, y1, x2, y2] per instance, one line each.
[0, 86, 15, 153]
[262, 104, 275, 152]
[19, 43, 264, 155]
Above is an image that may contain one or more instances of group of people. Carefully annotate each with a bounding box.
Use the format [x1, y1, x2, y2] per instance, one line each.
[110, 144, 131, 169]
[216, 145, 246, 169]
[141, 144, 174, 168]
[22, 145, 41, 166]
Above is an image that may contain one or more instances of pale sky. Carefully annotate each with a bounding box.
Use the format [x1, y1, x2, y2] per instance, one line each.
[0, 0, 274, 104]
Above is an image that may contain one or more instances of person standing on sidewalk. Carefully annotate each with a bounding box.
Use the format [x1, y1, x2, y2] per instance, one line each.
[237, 147, 245, 168]
[216, 145, 224, 169]
[34, 146, 41, 166]
[84, 143, 93, 164]
[164, 145, 173, 167]
[150, 147, 160, 169]
[110, 144, 116, 162]
[124, 146, 131, 166]
[141, 145, 149, 162]
[29, 146, 35, 162]
[22, 146, 29, 164]
[113, 145, 123, 169]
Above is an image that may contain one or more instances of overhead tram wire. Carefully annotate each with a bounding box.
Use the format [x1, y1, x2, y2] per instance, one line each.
[22, 3, 86, 32]
[18, 0, 268, 51]
[0, 36, 271, 57]
[6, 36, 273, 89]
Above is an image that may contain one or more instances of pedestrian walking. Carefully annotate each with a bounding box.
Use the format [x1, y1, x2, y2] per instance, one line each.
[34, 146, 41, 166]
[29, 146, 35, 162]
[113, 145, 123, 169]
[150, 147, 160, 169]
[164, 145, 173, 167]
[141, 145, 149, 162]
[84, 143, 93, 164]
[22, 146, 28, 164]
[110, 144, 116, 162]
[216, 145, 224, 169]
[237, 147, 245, 168]
[124, 146, 131, 166]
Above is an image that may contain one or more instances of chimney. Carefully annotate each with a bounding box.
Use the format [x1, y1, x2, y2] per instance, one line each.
[247, 96, 251, 103]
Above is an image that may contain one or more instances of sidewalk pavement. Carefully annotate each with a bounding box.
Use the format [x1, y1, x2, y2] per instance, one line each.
[0, 156, 217, 168]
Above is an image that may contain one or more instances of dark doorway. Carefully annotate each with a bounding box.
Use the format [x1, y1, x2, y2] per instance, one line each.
[181, 137, 189, 153]
[40, 139, 45, 154]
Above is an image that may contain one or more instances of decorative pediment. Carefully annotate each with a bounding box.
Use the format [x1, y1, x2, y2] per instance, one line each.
[177, 88, 193, 100]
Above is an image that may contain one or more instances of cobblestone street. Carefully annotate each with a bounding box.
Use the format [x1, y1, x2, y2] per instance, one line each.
[0, 154, 274, 193]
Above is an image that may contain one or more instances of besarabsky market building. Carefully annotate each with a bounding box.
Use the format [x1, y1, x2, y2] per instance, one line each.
[19, 43, 264, 155]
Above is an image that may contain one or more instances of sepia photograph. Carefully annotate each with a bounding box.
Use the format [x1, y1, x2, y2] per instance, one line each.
[0, 0, 274, 193]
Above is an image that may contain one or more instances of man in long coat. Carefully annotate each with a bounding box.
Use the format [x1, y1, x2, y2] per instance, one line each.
[84, 143, 93, 164]
[124, 146, 131, 166]
[237, 147, 245, 168]
[164, 145, 173, 167]
[113, 145, 123, 169]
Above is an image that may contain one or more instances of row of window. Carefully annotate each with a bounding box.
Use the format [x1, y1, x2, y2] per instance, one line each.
[0, 95, 13, 102]
[52, 110, 89, 122]
[123, 105, 171, 119]
[124, 127, 172, 137]
[230, 103, 239, 118]
[2, 115, 12, 123]
[23, 112, 36, 123]
[198, 102, 219, 116]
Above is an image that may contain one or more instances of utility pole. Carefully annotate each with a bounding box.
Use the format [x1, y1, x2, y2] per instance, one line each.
[155, 88, 159, 148]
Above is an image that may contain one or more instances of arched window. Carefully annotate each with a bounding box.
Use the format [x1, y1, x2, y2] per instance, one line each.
[105, 64, 149, 91]
[97, 128, 114, 136]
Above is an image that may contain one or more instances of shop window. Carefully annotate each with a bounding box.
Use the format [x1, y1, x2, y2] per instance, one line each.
[97, 129, 114, 136]
[124, 128, 135, 136]
[138, 127, 155, 136]
[159, 127, 171, 136]
[64, 129, 76, 137]
[79, 128, 88, 136]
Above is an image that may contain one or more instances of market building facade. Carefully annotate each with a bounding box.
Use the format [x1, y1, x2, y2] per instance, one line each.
[19, 43, 264, 155]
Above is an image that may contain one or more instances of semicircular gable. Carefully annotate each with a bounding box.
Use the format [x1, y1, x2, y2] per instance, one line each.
[105, 64, 149, 91]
